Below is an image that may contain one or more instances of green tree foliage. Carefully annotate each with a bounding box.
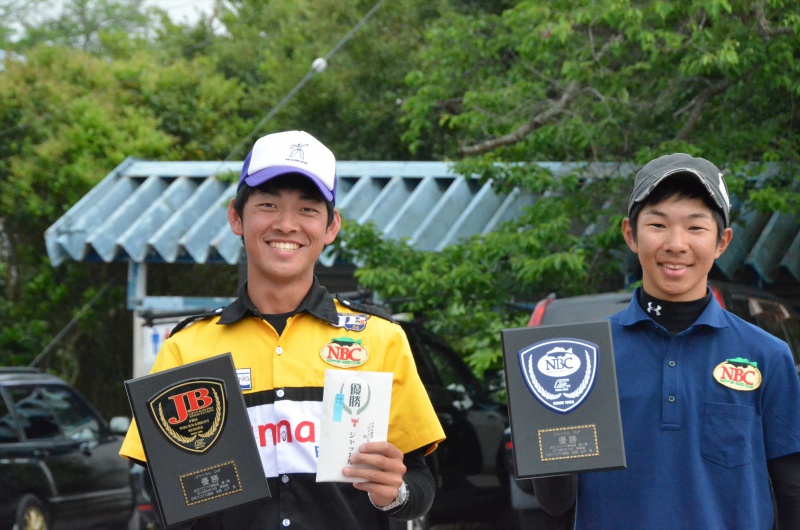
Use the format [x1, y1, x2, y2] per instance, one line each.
[0, 0, 435, 412]
[199, 0, 437, 160]
[333, 164, 628, 372]
[403, 0, 800, 164]
[0, 40, 248, 411]
[334, 0, 800, 373]
[3, 0, 799, 406]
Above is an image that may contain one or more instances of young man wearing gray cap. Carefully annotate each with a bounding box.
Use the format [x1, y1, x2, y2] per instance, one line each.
[120, 130, 445, 529]
[533, 153, 800, 529]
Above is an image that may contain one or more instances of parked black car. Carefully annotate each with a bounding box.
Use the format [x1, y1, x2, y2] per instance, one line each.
[506, 281, 800, 528]
[0, 367, 134, 530]
[130, 318, 512, 530]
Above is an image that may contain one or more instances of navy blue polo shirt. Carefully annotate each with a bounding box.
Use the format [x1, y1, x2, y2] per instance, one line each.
[575, 290, 800, 529]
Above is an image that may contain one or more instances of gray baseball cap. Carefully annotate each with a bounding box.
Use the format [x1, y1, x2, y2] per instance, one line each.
[627, 153, 731, 227]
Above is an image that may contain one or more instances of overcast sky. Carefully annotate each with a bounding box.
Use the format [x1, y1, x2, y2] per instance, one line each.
[143, 0, 216, 24]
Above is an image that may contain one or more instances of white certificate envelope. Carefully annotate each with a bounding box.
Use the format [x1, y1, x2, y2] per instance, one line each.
[316, 370, 393, 482]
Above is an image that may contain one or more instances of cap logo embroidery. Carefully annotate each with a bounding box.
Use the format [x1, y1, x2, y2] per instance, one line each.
[287, 143, 308, 163]
[518, 339, 598, 414]
[647, 302, 662, 316]
[713, 358, 762, 391]
[321, 337, 368, 368]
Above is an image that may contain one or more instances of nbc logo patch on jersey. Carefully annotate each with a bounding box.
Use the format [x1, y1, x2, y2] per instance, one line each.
[713, 357, 762, 391]
[320, 337, 369, 368]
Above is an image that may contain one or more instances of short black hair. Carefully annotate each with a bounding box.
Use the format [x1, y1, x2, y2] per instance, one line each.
[233, 173, 335, 226]
[628, 174, 726, 242]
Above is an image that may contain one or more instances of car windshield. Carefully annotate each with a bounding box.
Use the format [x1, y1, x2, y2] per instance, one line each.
[0, 396, 20, 443]
[7, 384, 100, 441]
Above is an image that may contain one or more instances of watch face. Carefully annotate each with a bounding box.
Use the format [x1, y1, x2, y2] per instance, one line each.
[398, 481, 408, 502]
[376, 481, 408, 511]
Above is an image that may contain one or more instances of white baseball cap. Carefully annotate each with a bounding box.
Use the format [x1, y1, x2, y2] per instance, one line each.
[239, 130, 337, 203]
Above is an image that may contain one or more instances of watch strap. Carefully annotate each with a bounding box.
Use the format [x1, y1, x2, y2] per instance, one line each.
[372, 481, 409, 512]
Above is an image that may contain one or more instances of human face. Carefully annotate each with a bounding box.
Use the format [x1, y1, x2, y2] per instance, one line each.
[228, 187, 341, 287]
[622, 195, 732, 302]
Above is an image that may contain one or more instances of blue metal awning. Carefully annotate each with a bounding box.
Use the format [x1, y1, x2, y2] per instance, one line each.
[45, 158, 800, 286]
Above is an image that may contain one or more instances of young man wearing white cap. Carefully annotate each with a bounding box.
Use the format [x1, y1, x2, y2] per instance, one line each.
[120, 130, 445, 529]
[533, 153, 800, 529]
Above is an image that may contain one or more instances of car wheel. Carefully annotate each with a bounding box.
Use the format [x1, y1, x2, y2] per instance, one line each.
[15, 494, 50, 530]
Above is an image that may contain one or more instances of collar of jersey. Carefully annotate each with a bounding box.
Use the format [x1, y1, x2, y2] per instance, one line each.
[617, 286, 729, 331]
[216, 277, 339, 326]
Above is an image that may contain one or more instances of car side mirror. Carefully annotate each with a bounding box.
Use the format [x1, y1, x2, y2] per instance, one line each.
[109, 416, 131, 434]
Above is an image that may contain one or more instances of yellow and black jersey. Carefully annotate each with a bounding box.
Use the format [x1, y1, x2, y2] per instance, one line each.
[120, 280, 445, 528]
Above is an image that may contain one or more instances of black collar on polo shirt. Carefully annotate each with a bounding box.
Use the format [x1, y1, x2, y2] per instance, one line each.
[217, 277, 340, 328]
[637, 288, 712, 336]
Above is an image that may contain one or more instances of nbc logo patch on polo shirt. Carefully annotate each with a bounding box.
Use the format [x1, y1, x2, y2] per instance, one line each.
[713, 357, 762, 391]
[320, 337, 369, 368]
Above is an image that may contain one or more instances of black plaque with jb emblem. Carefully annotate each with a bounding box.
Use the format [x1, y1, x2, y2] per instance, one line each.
[501, 321, 626, 478]
[125, 353, 270, 528]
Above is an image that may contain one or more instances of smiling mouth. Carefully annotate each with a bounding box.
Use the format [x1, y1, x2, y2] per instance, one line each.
[270, 242, 300, 251]
[661, 263, 689, 270]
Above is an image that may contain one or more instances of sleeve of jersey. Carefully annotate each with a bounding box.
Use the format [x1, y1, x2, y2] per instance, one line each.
[762, 341, 800, 459]
[119, 339, 187, 463]
[384, 325, 446, 456]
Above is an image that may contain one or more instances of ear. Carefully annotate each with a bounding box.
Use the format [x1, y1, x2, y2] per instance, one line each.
[715, 227, 733, 259]
[228, 199, 243, 236]
[621, 217, 638, 253]
[324, 209, 342, 245]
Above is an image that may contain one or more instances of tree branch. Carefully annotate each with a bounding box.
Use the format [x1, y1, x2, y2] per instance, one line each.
[460, 81, 581, 155]
[673, 77, 736, 141]
[755, 1, 794, 39]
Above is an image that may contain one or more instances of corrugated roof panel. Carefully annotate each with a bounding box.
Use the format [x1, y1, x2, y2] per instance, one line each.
[434, 180, 507, 251]
[780, 232, 800, 281]
[413, 177, 487, 250]
[384, 176, 451, 241]
[337, 176, 390, 221]
[211, 221, 243, 265]
[483, 188, 536, 234]
[87, 175, 170, 262]
[119, 178, 187, 260]
[745, 213, 800, 282]
[356, 176, 419, 229]
[118, 177, 198, 261]
[61, 175, 140, 262]
[179, 183, 236, 264]
[44, 158, 799, 288]
[149, 177, 229, 262]
[716, 207, 772, 279]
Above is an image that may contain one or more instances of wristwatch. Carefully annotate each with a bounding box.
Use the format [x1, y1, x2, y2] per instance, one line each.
[374, 481, 409, 511]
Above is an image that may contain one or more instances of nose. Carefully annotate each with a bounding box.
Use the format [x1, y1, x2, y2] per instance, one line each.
[273, 209, 299, 233]
[663, 227, 688, 253]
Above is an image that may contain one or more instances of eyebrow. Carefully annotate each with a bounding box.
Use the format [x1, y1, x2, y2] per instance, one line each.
[642, 207, 712, 220]
[259, 188, 325, 203]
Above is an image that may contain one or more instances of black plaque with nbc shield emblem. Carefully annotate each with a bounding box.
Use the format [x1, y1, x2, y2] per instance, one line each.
[501, 321, 626, 478]
[125, 353, 270, 528]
